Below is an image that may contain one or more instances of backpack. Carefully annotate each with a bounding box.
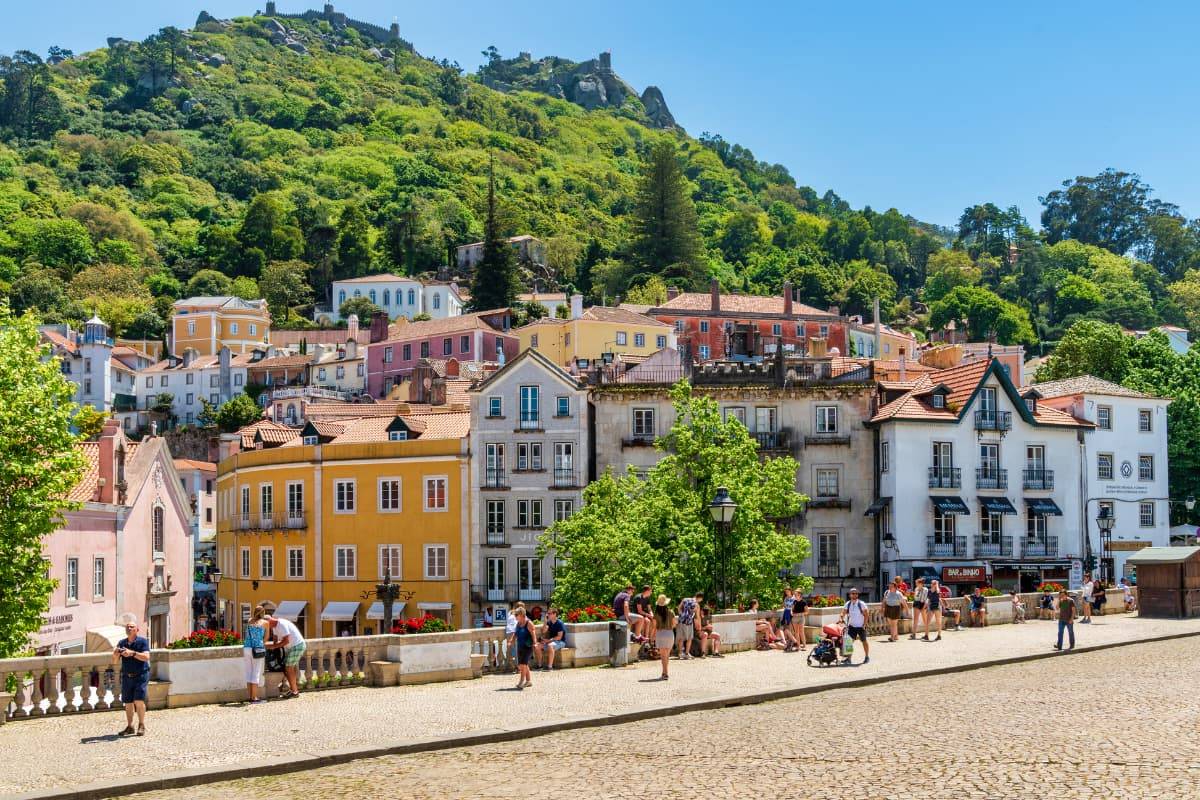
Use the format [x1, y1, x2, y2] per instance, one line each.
[678, 598, 696, 626]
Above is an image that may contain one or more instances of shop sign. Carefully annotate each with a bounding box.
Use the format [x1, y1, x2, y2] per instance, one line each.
[1069, 559, 1083, 589]
[1109, 541, 1152, 552]
[942, 566, 986, 583]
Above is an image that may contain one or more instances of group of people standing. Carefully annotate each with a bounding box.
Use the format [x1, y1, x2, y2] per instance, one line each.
[242, 604, 307, 702]
[613, 585, 725, 680]
[879, 576, 955, 643]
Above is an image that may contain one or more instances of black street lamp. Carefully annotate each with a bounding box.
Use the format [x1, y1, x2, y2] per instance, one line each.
[376, 571, 402, 633]
[708, 486, 738, 610]
[1096, 506, 1116, 583]
[209, 568, 223, 628]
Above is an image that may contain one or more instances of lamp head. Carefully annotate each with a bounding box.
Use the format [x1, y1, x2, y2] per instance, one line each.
[708, 486, 738, 525]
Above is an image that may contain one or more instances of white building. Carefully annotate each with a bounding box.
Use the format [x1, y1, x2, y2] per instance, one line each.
[135, 347, 253, 429]
[42, 317, 153, 431]
[1028, 376, 1172, 581]
[518, 291, 568, 318]
[870, 358, 1093, 594]
[320, 275, 464, 324]
[468, 349, 589, 623]
[174, 458, 217, 618]
[1133, 325, 1191, 355]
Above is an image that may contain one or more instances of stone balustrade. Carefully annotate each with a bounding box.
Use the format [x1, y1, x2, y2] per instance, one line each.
[1, 596, 1131, 723]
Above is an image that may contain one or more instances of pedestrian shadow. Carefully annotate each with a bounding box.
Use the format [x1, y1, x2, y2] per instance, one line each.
[637, 677, 668, 683]
[496, 686, 526, 692]
[80, 733, 123, 744]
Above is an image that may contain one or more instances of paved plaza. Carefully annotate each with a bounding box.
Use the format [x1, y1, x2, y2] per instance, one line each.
[4, 613, 1200, 798]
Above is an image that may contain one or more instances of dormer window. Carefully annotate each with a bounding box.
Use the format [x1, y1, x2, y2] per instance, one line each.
[303, 435, 318, 446]
[389, 431, 407, 441]
[1025, 398, 1036, 413]
[932, 394, 945, 409]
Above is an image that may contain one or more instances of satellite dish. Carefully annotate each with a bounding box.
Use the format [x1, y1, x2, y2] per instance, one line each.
[423, 377, 432, 389]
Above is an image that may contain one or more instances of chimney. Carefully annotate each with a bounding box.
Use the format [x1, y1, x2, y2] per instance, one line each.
[666, 286, 681, 302]
[369, 311, 389, 343]
[345, 338, 358, 360]
[710, 279, 720, 313]
[873, 296, 882, 359]
[445, 357, 460, 377]
[570, 293, 583, 320]
[899, 347, 907, 381]
[182, 348, 197, 368]
[97, 419, 122, 504]
[782, 281, 793, 316]
[217, 432, 241, 463]
[347, 313, 360, 343]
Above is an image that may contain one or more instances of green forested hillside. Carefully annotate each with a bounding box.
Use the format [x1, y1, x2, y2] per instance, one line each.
[0, 11, 1198, 347]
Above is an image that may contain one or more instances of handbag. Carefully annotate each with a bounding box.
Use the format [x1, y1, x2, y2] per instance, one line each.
[252, 646, 267, 658]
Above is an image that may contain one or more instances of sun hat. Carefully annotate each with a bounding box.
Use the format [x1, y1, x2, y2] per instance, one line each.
[655, 594, 670, 607]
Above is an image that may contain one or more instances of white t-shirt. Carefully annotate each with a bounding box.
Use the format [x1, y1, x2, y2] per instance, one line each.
[505, 614, 519, 635]
[271, 617, 305, 647]
[844, 599, 868, 627]
[1082, 581, 1094, 600]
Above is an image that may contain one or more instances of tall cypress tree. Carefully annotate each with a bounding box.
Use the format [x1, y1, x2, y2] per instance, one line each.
[631, 139, 705, 287]
[468, 158, 518, 311]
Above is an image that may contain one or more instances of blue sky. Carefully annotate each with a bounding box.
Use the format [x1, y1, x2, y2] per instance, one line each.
[3, 1, 1196, 227]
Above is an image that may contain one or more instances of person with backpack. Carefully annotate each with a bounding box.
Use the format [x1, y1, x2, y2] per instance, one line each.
[676, 593, 699, 659]
[925, 579, 943, 641]
[839, 588, 870, 665]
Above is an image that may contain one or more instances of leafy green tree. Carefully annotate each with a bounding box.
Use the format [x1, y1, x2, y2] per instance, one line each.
[239, 193, 303, 268]
[185, 269, 232, 297]
[542, 382, 809, 609]
[786, 259, 843, 308]
[1040, 169, 1152, 255]
[124, 309, 165, 340]
[260, 259, 314, 321]
[624, 275, 669, 306]
[923, 250, 981, 302]
[338, 296, 382, 321]
[230, 276, 260, 302]
[630, 139, 704, 287]
[72, 406, 109, 440]
[1167, 270, 1200, 333]
[468, 160, 518, 311]
[1034, 320, 1129, 383]
[10, 270, 73, 320]
[11, 218, 95, 272]
[335, 202, 374, 279]
[196, 398, 217, 428]
[0, 50, 65, 138]
[1054, 274, 1104, 318]
[0, 305, 87, 658]
[928, 285, 1036, 346]
[215, 394, 263, 432]
[843, 263, 898, 319]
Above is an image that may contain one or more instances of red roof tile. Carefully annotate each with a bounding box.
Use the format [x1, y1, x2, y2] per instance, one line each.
[655, 293, 835, 317]
[70, 441, 141, 503]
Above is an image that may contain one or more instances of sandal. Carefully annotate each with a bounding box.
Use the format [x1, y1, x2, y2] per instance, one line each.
[136, 724, 145, 737]
[118, 725, 134, 737]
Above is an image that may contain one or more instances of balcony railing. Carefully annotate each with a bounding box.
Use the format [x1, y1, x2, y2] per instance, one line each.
[1023, 469, 1054, 490]
[485, 530, 506, 546]
[974, 410, 1012, 432]
[231, 512, 308, 531]
[804, 431, 851, 446]
[928, 467, 961, 489]
[518, 413, 541, 430]
[976, 467, 1008, 490]
[807, 497, 851, 510]
[470, 584, 555, 604]
[1024, 536, 1059, 557]
[622, 433, 656, 447]
[816, 563, 839, 578]
[975, 535, 1013, 557]
[483, 468, 508, 489]
[927, 535, 968, 558]
[552, 468, 577, 488]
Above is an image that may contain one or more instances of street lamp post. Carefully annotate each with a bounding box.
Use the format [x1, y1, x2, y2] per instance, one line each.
[1096, 506, 1116, 584]
[708, 487, 738, 610]
[376, 571, 401, 633]
[209, 568, 223, 628]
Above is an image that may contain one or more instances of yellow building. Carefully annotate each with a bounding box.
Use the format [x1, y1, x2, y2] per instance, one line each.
[215, 409, 471, 637]
[516, 305, 675, 367]
[171, 296, 271, 356]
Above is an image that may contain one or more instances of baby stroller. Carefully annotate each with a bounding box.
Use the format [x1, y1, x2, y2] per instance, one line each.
[807, 622, 845, 667]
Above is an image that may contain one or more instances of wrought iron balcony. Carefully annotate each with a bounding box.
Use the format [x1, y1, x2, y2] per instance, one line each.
[470, 583, 555, 604]
[622, 433, 656, 447]
[804, 431, 851, 446]
[552, 468, 577, 488]
[976, 467, 1008, 490]
[974, 410, 1012, 432]
[484, 530, 507, 546]
[816, 562, 840, 578]
[231, 511, 308, 531]
[928, 466, 961, 489]
[975, 535, 1013, 557]
[483, 468, 508, 489]
[518, 413, 541, 431]
[1022, 469, 1054, 490]
[927, 535, 968, 558]
[753, 429, 792, 450]
[1024, 536, 1059, 557]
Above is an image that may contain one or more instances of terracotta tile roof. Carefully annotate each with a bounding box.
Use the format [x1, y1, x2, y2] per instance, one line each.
[309, 420, 345, 438]
[141, 353, 256, 372]
[279, 410, 470, 445]
[173, 458, 216, 472]
[41, 329, 78, 354]
[335, 273, 417, 284]
[70, 441, 141, 503]
[655, 293, 835, 318]
[582, 306, 671, 327]
[871, 361, 937, 380]
[306, 401, 411, 419]
[618, 303, 653, 315]
[519, 292, 567, 302]
[878, 379, 921, 391]
[270, 329, 371, 348]
[405, 411, 470, 440]
[380, 311, 511, 343]
[445, 378, 472, 406]
[249, 353, 313, 370]
[1026, 375, 1157, 400]
[238, 420, 299, 449]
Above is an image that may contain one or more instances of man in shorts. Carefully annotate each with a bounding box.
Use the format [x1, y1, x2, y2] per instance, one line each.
[536, 608, 566, 670]
[265, 613, 307, 698]
[613, 583, 641, 642]
[676, 593, 700, 658]
[839, 588, 870, 665]
[968, 587, 987, 627]
[630, 585, 654, 641]
[112, 619, 150, 736]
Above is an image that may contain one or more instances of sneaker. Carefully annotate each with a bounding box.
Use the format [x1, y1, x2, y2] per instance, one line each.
[1053, 644, 1061, 650]
[862, 657, 870, 664]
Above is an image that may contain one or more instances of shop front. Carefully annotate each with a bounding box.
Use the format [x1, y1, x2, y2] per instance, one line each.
[940, 564, 988, 595]
[991, 561, 1072, 592]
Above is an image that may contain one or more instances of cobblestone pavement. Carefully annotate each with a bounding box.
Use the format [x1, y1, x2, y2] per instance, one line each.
[3, 614, 1199, 797]
[139, 635, 1200, 800]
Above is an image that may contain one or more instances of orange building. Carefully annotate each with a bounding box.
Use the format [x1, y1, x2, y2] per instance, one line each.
[170, 296, 271, 356]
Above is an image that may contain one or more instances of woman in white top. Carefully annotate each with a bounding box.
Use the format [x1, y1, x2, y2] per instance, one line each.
[909, 578, 929, 640]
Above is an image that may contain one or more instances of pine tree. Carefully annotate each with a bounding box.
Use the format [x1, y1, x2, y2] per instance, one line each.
[468, 158, 518, 311]
[631, 139, 705, 287]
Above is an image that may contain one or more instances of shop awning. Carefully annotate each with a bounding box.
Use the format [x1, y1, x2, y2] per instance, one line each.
[85, 625, 127, 653]
[930, 495, 969, 514]
[417, 602, 452, 611]
[978, 496, 1018, 515]
[274, 601, 307, 621]
[1025, 498, 1063, 516]
[366, 601, 407, 620]
[864, 497, 892, 517]
[319, 601, 360, 621]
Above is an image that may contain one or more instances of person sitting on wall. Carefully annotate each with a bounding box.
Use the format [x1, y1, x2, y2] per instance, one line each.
[968, 587, 987, 627]
[1011, 592, 1027, 623]
[536, 608, 567, 671]
[940, 584, 963, 631]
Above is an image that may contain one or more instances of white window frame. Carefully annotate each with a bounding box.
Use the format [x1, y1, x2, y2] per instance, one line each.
[1139, 501, 1155, 528]
[656, 335, 667, 348]
[634, 332, 645, 348]
[816, 406, 839, 434]
[632, 408, 655, 437]
[424, 544, 449, 580]
[240, 546, 251, 578]
[554, 499, 573, 522]
[1097, 453, 1114, 481]
[1097, 405, 1112, 430]
[1138, 409, 1152, 432]
[259, 547, 274, 579]
[378, 477, 402, 512]
[286, 480, 305, 521]
[815, 468, 839, 497]
[1138, 454, 1154, 482]
[488, 396, 503, 417]
[92, 556, 105, 599]
[424, 476, 448, 512]
[334, 545, 357, 579]
[334, 479, 356, 513]
[66, 557, 79, 603]
[698, 345, 711, 360]
[615, 331, 628, 346]
[378, 544, 402, 580]
[880, 441, 890, 473]
[287, 546, 305, 579]
[260, 483, 273, 526]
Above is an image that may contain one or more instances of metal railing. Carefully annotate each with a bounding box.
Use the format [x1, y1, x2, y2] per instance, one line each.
[483, 468, 508, 489]
[470, 584, 555, 604]
[552, 468, 577, 488]
[816, 563, 839, 578]
[1024, 536, 1059, 557]
[1023, 469, 1054, 490]
[753, 430, 791, 450]
[927, 535, 968, 558]
[622, 433, 656, 447]
[485, 530, 506, 546]
[976, 467, 1008, 490]
[805, 431, 851, 446]
[928, 467, 961, 488]
[974, 410, 1012, 432]
[975, 535, 1013, 557]
[230, 512, 308, 531]
[518, 413, 541, 430]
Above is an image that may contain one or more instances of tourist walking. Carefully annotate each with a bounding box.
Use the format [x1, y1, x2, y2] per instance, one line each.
[839, 588, 870, 664]
[780, 587, 798, 651]
[1081, 573, 1094, 623]
[653, 595, 676, 680]
[512, 607, 538, 688]
[243, 605, 270, 703]
[882, 578, 906, 642]
[265, 613, 307, 698]
[1054, 589, 1076, 651]
[910, 578, 928, 639]
[112, 619, 150, 736]
[925, 580, 943, 641]
[791, 588, 808, 650]
[676, 594, 699, 659]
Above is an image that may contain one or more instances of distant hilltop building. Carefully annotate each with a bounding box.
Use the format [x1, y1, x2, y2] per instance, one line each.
[456, 235, 546, 274]
[256, 2, 401, 44]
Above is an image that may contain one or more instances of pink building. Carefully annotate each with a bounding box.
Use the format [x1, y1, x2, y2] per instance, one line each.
[37, 420, 193, 654]
[364, 309, 517, 397]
